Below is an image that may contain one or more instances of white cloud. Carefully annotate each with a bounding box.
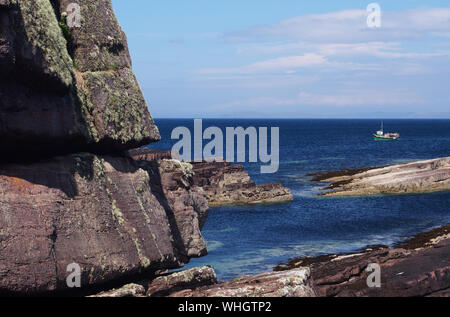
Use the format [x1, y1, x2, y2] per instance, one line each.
[212, 90, 424, 110]
[227, 8, 450, 43]
[297, 90, 424, 106]
[199, 8, 450, 77]
[197, 53, 327, 74]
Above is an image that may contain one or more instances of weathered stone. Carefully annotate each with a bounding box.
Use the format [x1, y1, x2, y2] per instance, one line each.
[170, 268, 316, 297]
[315, 157, 450, 197]
[0, 154, 206, 294]
[191, 161, 293, 206]
[89, 283, 145, 297]
[277, 227, 450, 297]
[130, 149, 294, 206]
[0, 0, 159, 157]
[128, 149, 172, 162]
[136, 158, 209, 258]
[146, 266, 217, 297]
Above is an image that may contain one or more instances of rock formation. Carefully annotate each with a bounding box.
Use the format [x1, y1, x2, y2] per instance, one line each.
[129, 149, 294, 206]
[276, 225, 450, 297]
[311, 157, 450, 197]
[95, 266, 316, 298]
[0, 0, 207, 295]
[146, 266, 218, 297]
[0, 0, 159, 158]
[90, 283, 146, 297]
[169, 268, 316, 297]
[94, 226, 450, 298]
[190, 161, 294, 206]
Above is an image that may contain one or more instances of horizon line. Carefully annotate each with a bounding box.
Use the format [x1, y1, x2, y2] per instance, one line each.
[153, 117, 450, 120]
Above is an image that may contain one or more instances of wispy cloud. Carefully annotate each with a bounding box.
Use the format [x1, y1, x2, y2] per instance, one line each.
[226, 8, 450, 43]
[197, 53, 327, 74]
[212, 90, 424, 110]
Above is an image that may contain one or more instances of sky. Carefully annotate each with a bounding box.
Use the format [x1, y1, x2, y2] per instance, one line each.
[111, 0, 450, 118]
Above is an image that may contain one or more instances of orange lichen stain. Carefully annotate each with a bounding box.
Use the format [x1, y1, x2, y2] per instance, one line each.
[6, 176, 33, 193]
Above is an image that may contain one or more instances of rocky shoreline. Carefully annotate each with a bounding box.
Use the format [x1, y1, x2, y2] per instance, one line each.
[1, 0, 448, 298]
[92, 224, 450, 297]
[310, 157, 450, 197]
[130, 148, 294, 206]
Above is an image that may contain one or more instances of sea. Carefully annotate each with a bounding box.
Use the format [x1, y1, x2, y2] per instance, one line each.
[147, 119, 450, 281]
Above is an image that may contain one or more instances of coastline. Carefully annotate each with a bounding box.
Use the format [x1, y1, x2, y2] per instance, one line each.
[93, 223, 450, 297]
[308, 157, 450, 197]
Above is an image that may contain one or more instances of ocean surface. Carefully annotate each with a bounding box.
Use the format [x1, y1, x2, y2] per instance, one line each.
[148, 119, 450, 281]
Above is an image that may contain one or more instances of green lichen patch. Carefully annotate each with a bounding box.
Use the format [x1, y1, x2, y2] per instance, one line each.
[17, 0, 74, 88]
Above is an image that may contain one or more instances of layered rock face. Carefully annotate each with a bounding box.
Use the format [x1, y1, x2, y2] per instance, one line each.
[0, 0, 159, 157]
[0, 0, 207, 294]
[0, 154, 209, 294]
[192, 162, 294, 206]
[129, 149, 294, 206]
[191, 161, 293, 206]
[276, 226, 450, 297]
[94, 266, 316, 298]
[313, 157, 450, 197]
[169, 268, 316, 297]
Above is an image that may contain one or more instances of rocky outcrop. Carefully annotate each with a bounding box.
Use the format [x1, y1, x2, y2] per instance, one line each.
[191, 161, 294, 206]
[0, 0, 207, 295]
[93, 225, 450, 297]
[170, 268, 316, 297]
[146, 266, 218, 297]
[135, 158, 209, 258]
[0, 154, 208, 294]
[96, 266, 315, 297]
[129, 149, 294, 206]
[276, 226, 450, 297]
[311, 157, 450, 197]
[0, 0, 159, 158]
[90, 283, 146, 298]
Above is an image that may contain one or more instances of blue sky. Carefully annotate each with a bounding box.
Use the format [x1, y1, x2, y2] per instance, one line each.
[111, 1, 450, 118]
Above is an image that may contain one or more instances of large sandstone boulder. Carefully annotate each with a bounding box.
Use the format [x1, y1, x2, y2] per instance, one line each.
[0, 154, 207, 294]
[0, 0, 210, 296]
[0, 0, 159, 157]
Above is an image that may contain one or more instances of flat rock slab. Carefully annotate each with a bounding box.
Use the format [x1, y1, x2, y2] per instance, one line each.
[311, 238, 450, 297]
[276, 226, 450, 297]
[170, 268, 316, 297]
[315, 157, 450, 196]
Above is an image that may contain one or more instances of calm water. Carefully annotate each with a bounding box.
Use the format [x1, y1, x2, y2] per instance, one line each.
[149, 119, 450, 281]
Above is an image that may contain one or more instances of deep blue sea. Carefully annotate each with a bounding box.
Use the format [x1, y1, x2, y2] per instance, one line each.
[148, 119, 450, 281]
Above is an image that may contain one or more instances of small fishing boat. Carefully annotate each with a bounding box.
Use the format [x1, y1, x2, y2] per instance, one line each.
[374, 122, 399, 141]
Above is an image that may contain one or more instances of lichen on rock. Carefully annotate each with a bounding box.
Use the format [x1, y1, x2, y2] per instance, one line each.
[0, 0, 160, 157]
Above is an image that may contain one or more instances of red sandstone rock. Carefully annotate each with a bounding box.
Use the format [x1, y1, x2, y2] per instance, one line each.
[130, 150, 293, 206]
[0, 153, 207, 294]
[0, 0, 159, 158]
[190, 161, 293, 206]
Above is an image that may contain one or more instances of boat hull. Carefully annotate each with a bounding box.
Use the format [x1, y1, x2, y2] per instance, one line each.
[374, 135, 399, 141]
